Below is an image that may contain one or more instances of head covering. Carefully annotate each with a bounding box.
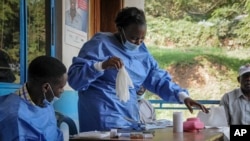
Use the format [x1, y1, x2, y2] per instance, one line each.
[238, 64, 250, 76]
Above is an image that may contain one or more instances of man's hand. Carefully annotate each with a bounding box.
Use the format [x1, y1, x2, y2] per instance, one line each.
[184, 98, 209, 114]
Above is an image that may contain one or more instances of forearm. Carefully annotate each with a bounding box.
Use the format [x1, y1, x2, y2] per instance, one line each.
[68, 57, 104, 91]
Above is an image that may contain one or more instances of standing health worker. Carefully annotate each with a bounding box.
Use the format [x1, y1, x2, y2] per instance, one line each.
[68, 7, 209, 132]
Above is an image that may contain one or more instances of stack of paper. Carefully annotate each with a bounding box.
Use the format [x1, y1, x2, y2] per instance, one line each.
[145, 119, 173, 130]
[75, 131, 110, 139]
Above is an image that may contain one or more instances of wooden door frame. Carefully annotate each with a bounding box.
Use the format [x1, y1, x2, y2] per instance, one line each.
[88, 0, 123, 38]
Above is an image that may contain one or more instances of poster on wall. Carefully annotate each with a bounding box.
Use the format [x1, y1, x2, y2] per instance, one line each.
[64, 0, 88, 48]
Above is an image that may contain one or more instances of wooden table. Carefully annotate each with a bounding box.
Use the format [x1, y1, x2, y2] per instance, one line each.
[69, 127, 224, 141]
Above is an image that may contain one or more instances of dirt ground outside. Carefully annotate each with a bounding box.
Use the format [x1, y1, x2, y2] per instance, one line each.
[166, 56, 238, 100]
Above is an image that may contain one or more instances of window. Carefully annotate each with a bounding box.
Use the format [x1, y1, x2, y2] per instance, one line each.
[0, 0, 47, 95]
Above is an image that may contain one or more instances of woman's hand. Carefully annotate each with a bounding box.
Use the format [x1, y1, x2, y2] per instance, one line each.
[184, 98, 209, 114]
[102, 56, 123, 70]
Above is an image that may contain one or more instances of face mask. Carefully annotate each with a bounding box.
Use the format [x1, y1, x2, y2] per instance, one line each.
[42, 94, 50, 106]
[124, 40, 141, 51]
[48, 83, 59, 104]
[43, 83, 59, 105]
[137, 94, 145, 100]
[121, 28, 141, 51]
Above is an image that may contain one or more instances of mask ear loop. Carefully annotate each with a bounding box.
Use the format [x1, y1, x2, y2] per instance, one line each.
[121, 28, 127, 41]
[42, 89, 50, 107]
[41, 83, 49, 101]
[47, 83, 56, 98]
[118, 26, 125, 45]
[43, 92, 47, 101]
[119, 34, 125, 45]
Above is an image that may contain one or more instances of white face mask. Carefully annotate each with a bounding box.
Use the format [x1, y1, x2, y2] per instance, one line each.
[48, 83, 59, 104]
[43, 83, 59, 105]
[121, 28, 141, 51]
[137, 94, 145, 100]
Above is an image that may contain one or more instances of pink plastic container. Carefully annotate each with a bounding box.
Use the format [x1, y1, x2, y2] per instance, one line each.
[183, 117, 204, 132]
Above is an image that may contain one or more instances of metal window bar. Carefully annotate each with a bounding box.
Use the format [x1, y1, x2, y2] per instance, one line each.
[149, 100, 220, 110]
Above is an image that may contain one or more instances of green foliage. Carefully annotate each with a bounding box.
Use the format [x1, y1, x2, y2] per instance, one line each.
[0, 0, 19, 63]
[0, 0, 45, 64]
[145, 0, 250, 50]
[146, 15, 220, 48]
[245, 0, 250, 12]
[27, 0, 46, 62]
[0, 0, 19, 50]
[232, 16, 250, 47]
[148, 46, 226, 68]
[145, 0, 187, 19]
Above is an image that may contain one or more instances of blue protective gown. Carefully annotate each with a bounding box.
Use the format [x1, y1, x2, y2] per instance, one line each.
[68, 32, 188, 132]
[0, 94, 63, 141]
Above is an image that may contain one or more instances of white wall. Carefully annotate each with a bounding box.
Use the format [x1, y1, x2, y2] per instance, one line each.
[124, 0, 145, 10]
[62, 0, 88, 90]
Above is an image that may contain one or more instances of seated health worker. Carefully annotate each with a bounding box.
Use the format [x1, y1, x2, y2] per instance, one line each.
[220, 63, 250, 125]
[68, 7, 209, 132]
[137, 86, 156, 123]
[0, 56, 67, 141]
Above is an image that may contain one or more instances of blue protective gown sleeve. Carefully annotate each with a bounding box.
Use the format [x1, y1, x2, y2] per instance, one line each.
[143, 55, 188, 103]
[67, 32, 189, 132]
[0, 94, 63, 141]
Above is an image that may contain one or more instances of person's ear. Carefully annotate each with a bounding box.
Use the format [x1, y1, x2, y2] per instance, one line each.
[42, 83, 50, 93]
[237, 76, 240, 83]
[117, 26, 123, 33]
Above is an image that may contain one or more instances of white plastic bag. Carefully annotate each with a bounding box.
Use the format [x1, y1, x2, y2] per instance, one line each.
[116, 66, 134, 102]
[197, 106, 229, 140]
[197, 106, 228, 127]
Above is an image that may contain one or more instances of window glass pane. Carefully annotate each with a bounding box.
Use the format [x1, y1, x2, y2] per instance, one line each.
[0, 0, 20, 83]
[0, 0, 46, 84]
[27, 0, 46, 62]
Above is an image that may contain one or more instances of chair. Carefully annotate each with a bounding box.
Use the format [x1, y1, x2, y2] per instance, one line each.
[55, 111, 78, 136]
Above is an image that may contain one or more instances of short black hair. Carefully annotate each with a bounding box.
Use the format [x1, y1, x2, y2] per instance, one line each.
[115, 7, 146, 28]
[28, 55, 67, 84]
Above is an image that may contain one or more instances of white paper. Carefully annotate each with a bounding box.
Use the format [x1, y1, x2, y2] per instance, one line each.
[75, 131, 110, 139]
[218, 127, 230, 141]
[145, 119, 173, 130]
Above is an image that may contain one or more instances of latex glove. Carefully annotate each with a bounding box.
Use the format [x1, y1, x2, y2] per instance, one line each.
[116, 66, 134, 102]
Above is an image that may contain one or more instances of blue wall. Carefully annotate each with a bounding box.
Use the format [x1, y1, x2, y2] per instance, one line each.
[54, 90, 78, 118]
[53, 90, 79, 129]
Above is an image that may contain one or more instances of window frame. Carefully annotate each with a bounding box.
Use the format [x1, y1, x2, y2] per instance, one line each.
[0, 0, 54, 95]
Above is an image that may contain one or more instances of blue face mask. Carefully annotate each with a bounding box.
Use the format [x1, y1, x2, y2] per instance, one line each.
[121, 28, 141, 51]
[42, 97, 50, 106]
[43, 83, 59, 105]
[124, 40, 140, 51]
